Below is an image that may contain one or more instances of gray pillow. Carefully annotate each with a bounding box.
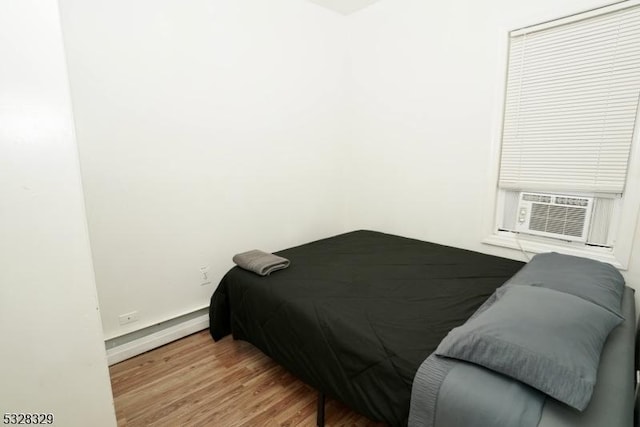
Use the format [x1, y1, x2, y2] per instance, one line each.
[504, 252, 625, 318]
[435, 285, 622, 411]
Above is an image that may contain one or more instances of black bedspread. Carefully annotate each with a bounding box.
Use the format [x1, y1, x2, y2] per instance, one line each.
[209, 230, 524, 425]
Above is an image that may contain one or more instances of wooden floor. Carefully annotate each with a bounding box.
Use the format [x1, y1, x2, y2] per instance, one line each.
[110, 330, 387, 426]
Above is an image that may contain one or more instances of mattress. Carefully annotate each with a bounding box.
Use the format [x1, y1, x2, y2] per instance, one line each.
[209, 230, 524, 425]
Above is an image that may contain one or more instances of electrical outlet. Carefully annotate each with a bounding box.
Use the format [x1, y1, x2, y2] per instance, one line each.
[199, 266, 212, 286]
[118, 311, 139, 325]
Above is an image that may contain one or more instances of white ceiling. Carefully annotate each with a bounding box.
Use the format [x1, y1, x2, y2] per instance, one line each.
[306, 0, 382, 15]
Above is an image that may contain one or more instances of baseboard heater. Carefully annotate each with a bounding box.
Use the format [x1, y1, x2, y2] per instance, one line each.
[105, 307, 209, 366]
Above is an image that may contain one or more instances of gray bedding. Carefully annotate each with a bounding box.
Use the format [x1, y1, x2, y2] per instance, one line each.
[409, 251, 633, 427]
[408, 288, 546, 427]
[436, 361, 544, 426]
[435, 285, 622, 411]
[410, 353, 544, 427]
[538, 286, 635, 427]
[409, 286, 635, 427]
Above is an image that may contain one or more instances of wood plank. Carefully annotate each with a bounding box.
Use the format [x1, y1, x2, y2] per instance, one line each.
[110, 331, 387, 426]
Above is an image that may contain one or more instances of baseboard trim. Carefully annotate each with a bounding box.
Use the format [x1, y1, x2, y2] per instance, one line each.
[106, 312, 209, 366]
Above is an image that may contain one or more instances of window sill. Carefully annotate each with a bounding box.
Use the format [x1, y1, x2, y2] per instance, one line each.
[482, 233, 625, 270]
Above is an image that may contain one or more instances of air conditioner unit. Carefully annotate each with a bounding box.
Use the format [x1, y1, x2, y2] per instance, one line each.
[514, 192, 594, 242]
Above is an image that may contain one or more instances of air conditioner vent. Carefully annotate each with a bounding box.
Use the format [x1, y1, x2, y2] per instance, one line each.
[554, 196, 590, 207]
[523, 194, 552, 203]
[515, 192, 593, 242]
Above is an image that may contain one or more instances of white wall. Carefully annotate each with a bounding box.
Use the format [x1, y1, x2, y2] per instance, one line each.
[58, 0, 350, 339]
[344, 0, 640, 292]
[0, 1, 116, 425]
[57, 0, 640, 342]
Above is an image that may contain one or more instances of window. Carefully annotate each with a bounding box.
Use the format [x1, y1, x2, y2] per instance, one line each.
[485, 1, 640, 268]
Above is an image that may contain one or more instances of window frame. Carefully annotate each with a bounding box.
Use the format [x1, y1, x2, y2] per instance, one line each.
[482, 0, 640, 270]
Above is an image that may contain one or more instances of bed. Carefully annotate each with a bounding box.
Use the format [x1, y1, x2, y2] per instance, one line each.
[209, 230, 635, 426]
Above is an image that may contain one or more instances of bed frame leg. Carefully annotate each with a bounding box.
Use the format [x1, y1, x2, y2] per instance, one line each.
[316, 391, 325, 427]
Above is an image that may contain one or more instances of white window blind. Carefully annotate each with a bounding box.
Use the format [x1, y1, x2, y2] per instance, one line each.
[498, 3, 640, 194]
